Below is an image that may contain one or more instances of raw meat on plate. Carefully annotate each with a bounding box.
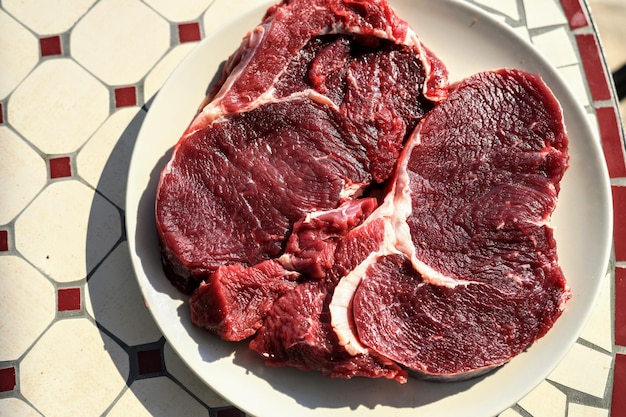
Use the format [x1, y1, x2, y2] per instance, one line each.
[155, 0, 569, 383]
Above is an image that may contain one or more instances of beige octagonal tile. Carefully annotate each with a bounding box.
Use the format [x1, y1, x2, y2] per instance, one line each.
[144, 0, 209, 22]
[0, 256, 55, 361]
[14, 180, 122, 283]
[0, 127, 47, 224]
[77, 106, 145, 209]
[85, 242, 162, 346]
[105, 377, 209, 417]
[0, 398, 44, 417]
[8, 59, 109, 154]
[71, 0, 170, 85]
[143, 43, 197, 102]
[3, 0, 96, 35]
[0, 10, 39, 100]
[20, 318, 129, 417]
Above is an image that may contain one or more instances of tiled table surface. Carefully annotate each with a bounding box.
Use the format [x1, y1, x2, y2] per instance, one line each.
[1, 0, 625, 416]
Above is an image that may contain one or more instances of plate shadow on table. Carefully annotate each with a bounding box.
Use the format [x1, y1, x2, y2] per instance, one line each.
[83, 101, 232, 414]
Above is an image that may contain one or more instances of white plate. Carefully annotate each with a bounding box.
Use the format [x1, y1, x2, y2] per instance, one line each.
[126, 0, 614, 416]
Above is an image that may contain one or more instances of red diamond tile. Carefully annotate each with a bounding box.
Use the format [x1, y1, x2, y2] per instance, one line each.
[137, 348, 163, 375]
[616, 267, 626, 346]
[40, 35, 63, 57]
[575, 34, 612, 102]
[613, 185, 626, 262]
[597, 107, 626, 178]
[178, 22, 202, 43]
[0, 230, 8, 252]
[0, 366, 16, 392]
[216, 407, 242, 417]
[114, 86, 137, 108]
[49, 156, 72, 179]
[560, 0, 589, 29]
[57, 287, 81, 311]
[612, 354, 626, 417]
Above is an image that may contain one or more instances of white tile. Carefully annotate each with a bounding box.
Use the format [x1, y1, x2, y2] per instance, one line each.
[558, 64, 591, 107]
[0, 10, 39, 100]
[71, 0, 170, 85]
[105, 377, 209, 417]
[85, 242, 162, 346]
[568, 403, 610, 417]
[0, 398, 44, 417]
[579, 270, 612, 352]
[531, 27, 579, 68]
[474, 0, 520, 21]
[8, 59, 109, 154]
[523, 0, 567, 29]
[3, 0, 96, 35]
[20, 318, 129, 417]
[143, 43, 197, 102]
[498, 408, 524, 417]
[548, 343, 613, 398]
[77, 107, 144, 209]
[518, 381, 566, 417]
[0, 127, 47, 224]
[14, 180, 122, 283]
[163, 342, 230, 408]
[144, 0, 209, 22]
[202, 0, 258, 36]
[512, 25, 531, 43]
[0, 256, 55, 361]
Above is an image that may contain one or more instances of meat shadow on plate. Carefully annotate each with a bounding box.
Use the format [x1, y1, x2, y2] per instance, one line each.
[227, 343, 492, 411]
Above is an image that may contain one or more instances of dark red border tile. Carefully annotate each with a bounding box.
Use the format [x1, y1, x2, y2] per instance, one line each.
[178, 22, 202, 43]
[57, 287, 81, 311]
[137, 348, 163, 375]
[0, 102, 4, 124]
[40, 35, 62, 57]
[616, 267, 626, 346]
[0, 229, 8, 252]
[613, 186, 626, 263]
[48, 156, 72, 179]
[0, 366, 16, 392]
[216, 407, 243, 417]
[597, 107, 626, 178]
[612, 354, 626, 417]
[576, 34, 612, 102]
[114, 86, 137, 108]
[560, 0, 589, 29]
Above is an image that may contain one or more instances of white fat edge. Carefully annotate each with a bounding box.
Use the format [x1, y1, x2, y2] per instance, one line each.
[329, 251, 379, 355]
[328, 154, 409, 356]
[388, 128, 463, 290]
[189, 23, 272, 131]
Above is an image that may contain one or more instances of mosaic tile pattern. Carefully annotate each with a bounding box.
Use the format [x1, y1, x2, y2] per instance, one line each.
[0, 0, 624, 416]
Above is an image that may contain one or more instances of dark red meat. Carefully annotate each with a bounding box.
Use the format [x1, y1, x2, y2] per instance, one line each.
[156, 0, 570, 384]
[331, 69, 570, 380]
[156, 0, 446, 311]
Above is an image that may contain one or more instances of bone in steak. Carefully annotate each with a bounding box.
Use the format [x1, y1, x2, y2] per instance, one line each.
[329, 68, 570, 380]
[155, 0, 570, 383]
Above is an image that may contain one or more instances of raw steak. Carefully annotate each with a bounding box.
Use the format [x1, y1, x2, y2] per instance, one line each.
[249, 199, 408, 382]
[156, 0, 570, 384]
[156, 1, 447, 295]
[330, 68, 570, 380]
